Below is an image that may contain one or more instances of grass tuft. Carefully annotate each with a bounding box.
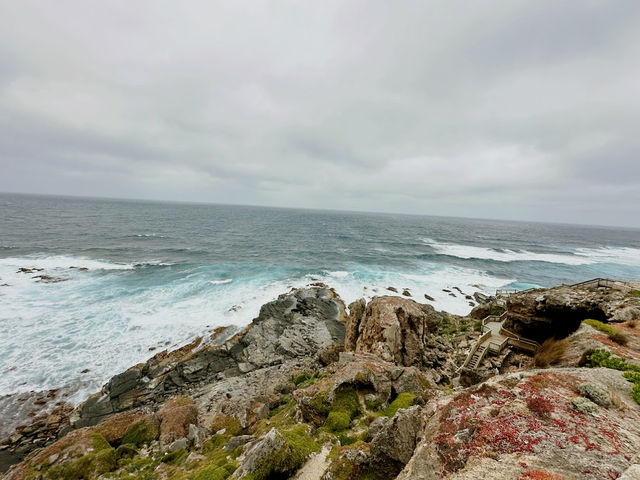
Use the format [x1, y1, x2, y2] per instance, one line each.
[533, 338, 567, 368]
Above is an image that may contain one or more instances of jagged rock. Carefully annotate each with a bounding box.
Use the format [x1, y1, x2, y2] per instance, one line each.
[346, 296, 442, 367]
[473, 292, 492, 304]
[225, 435, 255, 452]
[164, 437, 188, 453]
[370, 405, 422, 475]
[75, 287, 346, 428]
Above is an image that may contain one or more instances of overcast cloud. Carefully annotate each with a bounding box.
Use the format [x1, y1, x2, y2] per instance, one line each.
[1, 1, 639, 226]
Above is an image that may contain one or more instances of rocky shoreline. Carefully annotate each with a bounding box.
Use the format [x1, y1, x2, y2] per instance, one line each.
[2, 281, 640, 479]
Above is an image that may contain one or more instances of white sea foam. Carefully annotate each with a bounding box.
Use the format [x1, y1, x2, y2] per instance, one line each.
[0, 254, 515, 404]
[314, 265, 513, 316]
[422, 238, 640, 266]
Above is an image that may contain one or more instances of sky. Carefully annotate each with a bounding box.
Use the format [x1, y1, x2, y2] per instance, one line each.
[1, 1, 639, 227]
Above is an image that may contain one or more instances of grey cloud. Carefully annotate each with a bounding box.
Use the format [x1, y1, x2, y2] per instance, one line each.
[0, 0, 639, 226]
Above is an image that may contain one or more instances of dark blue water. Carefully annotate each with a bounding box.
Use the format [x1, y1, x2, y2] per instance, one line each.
[1, 192, 639, 401]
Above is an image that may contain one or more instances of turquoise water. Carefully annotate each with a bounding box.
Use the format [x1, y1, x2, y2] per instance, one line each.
[1, 193, 639, 402]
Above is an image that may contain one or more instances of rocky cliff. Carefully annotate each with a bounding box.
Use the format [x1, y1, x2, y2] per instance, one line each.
[2, 282, 640, 480]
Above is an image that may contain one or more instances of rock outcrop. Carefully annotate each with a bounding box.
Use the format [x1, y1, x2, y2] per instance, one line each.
[77, 286, 346, 428]
[346, 296, 444, 368]
[502, 284, 640, 343]
[3, 282, 640, 480]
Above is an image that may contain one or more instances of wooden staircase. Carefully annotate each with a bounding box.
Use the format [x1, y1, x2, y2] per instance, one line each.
[468, 345, 487, 369]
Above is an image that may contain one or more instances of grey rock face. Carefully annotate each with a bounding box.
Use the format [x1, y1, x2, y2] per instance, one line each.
[370, 405, 422, 475]
[76, 287, 346, 427]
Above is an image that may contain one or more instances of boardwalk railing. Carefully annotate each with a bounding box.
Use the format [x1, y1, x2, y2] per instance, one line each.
[571, 278, 617, 289]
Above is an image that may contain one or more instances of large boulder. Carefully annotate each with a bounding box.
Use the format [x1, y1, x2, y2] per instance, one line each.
[345, 296, 443, 367]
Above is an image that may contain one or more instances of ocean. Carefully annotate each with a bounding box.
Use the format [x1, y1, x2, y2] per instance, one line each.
[1, 192, 639, 404]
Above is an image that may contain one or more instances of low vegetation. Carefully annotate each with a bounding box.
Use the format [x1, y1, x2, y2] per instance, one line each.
[585, 349, 640, 405]
[584, 319, 628, 345]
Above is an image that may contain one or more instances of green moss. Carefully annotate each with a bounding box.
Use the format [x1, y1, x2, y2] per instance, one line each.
[89, 432, 112, 451]
[332, 390, 361, 419]
[364, 398, 382, 411]
[115, 443, 138, 460]
[336, 433, 357, 446]
[194, 464, 234, 480]
[309, 391, 331, 416]
[210, 414, 243, 436]
[47, 447, 117, 480]
[93, 448, 117, 474]
[245, 425, 320, 480]
[121, 418, 159, 447]
[162, 448, 189, 465]
[325, 411, 350, 432]
[293, 371, 319, 387]
[382, 393, 416, 417]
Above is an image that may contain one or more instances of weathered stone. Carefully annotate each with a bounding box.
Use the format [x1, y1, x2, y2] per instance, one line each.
[370, 405, 422, 475]
[346, 296, 442, 367]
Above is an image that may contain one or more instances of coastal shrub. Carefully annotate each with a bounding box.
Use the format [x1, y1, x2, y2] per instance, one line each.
[586, 350, 640, 406]
[584, 319, 628, 345]
[632, 384, 640, 405]
[382, 392, 416, 418]
[325, 411, 351, 432]
[631, 290, 640, 298]
[533, 338, 567, 368]
[623, 371, 640, 383]
[628, 320, 637, 329]
[585, 349, 628, 370]
[571, 397, 598, 414]
[473, 320, 483, 332]
[121, 418, 159, 447]
[577, 383, 610, 407]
